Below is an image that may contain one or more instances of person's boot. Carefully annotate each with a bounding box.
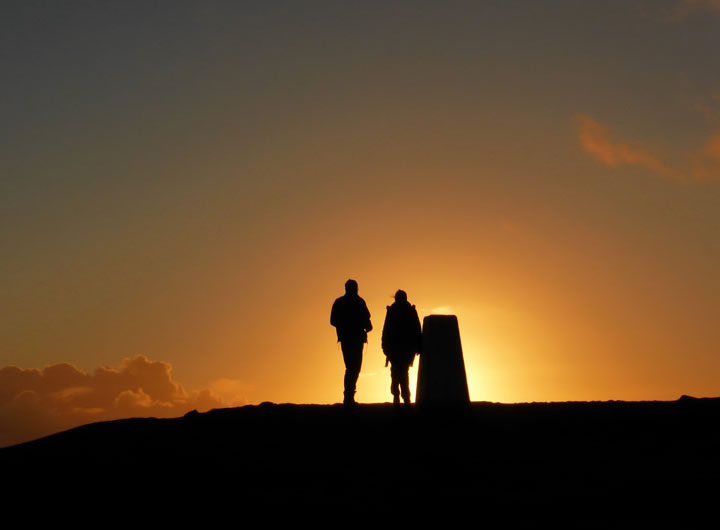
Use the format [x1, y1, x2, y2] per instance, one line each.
[391, 381, 400, 405]
[402, 390, 411, 406]
[343, 391, 356, 406]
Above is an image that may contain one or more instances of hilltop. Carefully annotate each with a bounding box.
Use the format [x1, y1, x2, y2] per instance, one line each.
[3, 398, 719, 521]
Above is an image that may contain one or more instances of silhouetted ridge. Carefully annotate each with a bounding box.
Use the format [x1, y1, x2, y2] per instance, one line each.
[3, 399, 720, 521]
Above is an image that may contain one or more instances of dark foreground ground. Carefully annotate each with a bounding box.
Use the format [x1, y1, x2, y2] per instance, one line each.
[3, 397, 720, 523]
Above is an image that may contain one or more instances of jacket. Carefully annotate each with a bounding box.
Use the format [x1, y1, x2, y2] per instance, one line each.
[330, 294, 372, 343]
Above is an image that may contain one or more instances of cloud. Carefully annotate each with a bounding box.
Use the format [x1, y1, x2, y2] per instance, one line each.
[575, 113, 720, 182]
[0, 355, 244, 448]
[114, 388, 155, 410]
[692, 91, 720, 124]
[208, 378, 253, 405]
[575, 114, 676, 178]
[675, 0, 720, 17]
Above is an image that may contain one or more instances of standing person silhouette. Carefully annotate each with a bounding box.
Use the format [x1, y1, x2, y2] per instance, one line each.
[330, 279, 372, 406]
[381, 290, 421, 405]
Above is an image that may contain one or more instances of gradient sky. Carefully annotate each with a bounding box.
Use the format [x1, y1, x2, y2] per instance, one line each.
[3, 0, 720, 444]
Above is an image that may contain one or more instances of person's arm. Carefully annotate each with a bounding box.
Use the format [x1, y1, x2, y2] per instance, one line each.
[381, 307, 390, 354]
[363, 301, 372, 333]
[412, 307, 422, 354]
[330, 299, 339, 328]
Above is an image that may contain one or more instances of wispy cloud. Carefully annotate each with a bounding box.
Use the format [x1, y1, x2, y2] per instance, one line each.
[575, 113, 720, 182]
[575, 114, 675, 178]
[209, 378, 253, 405]
[675, 0, 720, 18]
[692, 91, 720, 124]
[0, 356, 246, 447]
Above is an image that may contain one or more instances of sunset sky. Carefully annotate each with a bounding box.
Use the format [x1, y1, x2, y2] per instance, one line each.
[3, 0, 720, 446]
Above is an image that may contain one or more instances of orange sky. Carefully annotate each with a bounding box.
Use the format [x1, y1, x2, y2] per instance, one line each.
[3, 1, 720, 446]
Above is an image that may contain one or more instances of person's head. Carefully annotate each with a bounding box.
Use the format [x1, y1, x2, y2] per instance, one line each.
[394, 289, 408, 303]
[345, 279, 358, 295]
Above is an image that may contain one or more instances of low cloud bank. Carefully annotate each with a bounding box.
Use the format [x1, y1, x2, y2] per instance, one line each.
[0, 356, 242, 448]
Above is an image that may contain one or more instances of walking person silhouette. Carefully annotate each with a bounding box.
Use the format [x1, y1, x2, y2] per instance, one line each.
[381, 290, 421, 405]
[330, 279, 372, 405]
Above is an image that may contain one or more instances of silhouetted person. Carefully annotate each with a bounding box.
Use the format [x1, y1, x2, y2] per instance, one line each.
[381, 290, 421, 405]
[330, 279, 372, 405]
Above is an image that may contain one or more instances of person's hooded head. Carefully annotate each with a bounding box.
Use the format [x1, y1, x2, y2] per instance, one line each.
[394, 289, 408, 304]
[345, 279, 359, 296]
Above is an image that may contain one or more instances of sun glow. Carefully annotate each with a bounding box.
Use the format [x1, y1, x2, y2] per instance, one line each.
[346, 311, 502, 405]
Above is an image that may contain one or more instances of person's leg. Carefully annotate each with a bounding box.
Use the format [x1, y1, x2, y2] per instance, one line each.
[399, 353, 412, 404]
[400, 363, 411, 404]
[341, 341, 363, 404]
[390, 362, 401, 405]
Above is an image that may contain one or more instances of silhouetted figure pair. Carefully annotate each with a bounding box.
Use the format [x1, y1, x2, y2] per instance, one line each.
[382, 290, 422, 405]
[331, 281, 422, 406]
[330, 279, 372, 405]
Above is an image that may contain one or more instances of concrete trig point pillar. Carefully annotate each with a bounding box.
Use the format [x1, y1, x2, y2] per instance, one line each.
[416, 315, 470, 404]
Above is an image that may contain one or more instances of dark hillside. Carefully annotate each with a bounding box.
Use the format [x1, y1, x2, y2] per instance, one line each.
[4, 399, 719, 521]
